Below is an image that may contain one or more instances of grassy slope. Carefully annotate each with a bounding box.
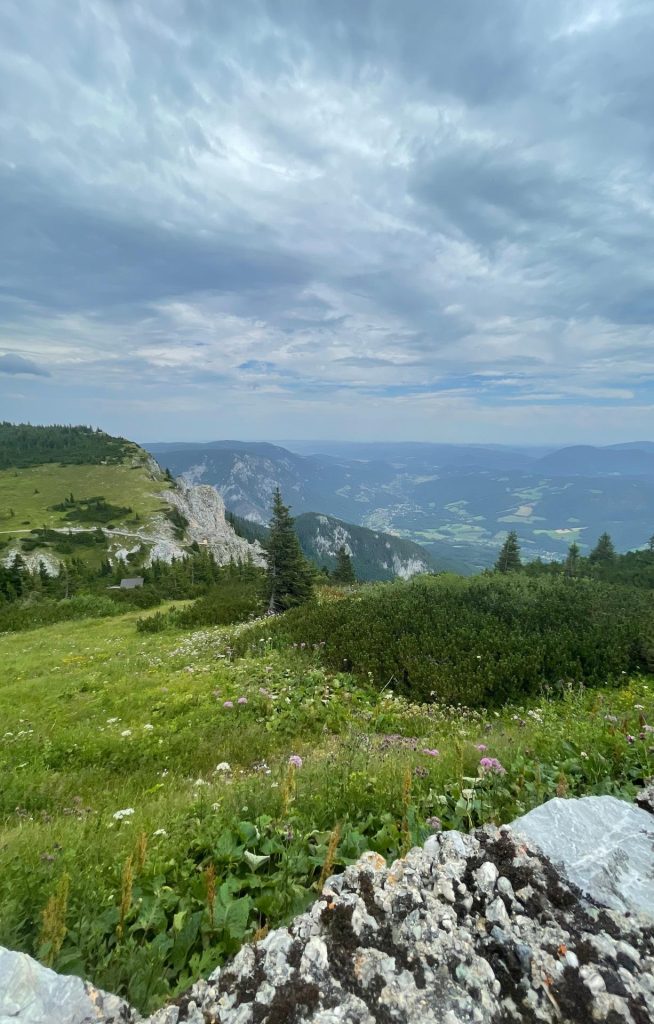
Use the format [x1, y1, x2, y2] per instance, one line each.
[0, 462, 170, 543]
[0, 608, 652, 1010]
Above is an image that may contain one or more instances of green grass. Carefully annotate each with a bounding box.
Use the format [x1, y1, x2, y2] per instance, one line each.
[0, 608, 652, 1012]
[0, 461, 171, 542]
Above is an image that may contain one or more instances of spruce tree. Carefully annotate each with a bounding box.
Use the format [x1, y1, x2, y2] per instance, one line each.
[495, 530, 521, 572]
[332, 545, 356, 584]
[265, 488, 314, 612]
[589, 532, 615, 564]
[565, 541, 581, 576]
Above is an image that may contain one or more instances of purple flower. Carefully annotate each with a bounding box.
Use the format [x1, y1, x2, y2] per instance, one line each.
[626, 734, 635, 744]
[237, 697, 248, 705]
[479, 756, 506, 775]
[223, 700, 234, 709]
[426, 816, 442, 832]
[475, 743, 488, 752]
[288, 754, 303, 768]
[422, 748, 440, 757]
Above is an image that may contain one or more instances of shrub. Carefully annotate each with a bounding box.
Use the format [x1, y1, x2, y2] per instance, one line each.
[136, 580, 263, 633]
[247, 574, 654, 705]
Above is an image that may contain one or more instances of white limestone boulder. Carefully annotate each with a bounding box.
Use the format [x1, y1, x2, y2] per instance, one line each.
[512, 794, 654, 918]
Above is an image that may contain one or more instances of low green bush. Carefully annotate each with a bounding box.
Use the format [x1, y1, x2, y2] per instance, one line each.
[136, 580, 263, 633]
[246, 574, 654, 704]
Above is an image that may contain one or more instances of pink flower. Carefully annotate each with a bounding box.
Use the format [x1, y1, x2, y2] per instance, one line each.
[288, 754, 303, 768]
[479, 756, 506, 775]
[626, 734, 635, 744]
[237, 697, 248, 705]
[475, 743, 488, 752]
[422, 748, 440, 757]
[223, 701, 234, 709]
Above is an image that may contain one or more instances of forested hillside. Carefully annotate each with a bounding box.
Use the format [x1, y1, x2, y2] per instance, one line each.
[0, 422, 135, 469]
[227, 509, 434, 580]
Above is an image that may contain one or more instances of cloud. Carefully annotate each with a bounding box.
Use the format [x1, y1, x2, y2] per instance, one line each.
[0, 0, 652, 440]
[0, 353, 50, 376]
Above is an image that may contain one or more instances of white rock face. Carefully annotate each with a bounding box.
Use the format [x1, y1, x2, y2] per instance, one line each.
[165, 485, 265, 567]
[0, 947, 136, 1024]
[2, 547, 61, 576]
[512, 795, 654, 918]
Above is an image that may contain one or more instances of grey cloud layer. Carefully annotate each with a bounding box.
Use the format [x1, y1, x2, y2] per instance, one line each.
[0, 0, 653, 439]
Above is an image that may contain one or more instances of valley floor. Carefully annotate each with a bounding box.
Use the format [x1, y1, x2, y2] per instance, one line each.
[0, 609, 652, 1012]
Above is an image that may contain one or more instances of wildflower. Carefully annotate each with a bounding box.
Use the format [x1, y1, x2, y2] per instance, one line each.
[237, 696, 248, 705]
[414, 766, 429, 778]
[214, 762, 231, 773]
[626, 735, 635, 744]
[580, 751, 588, 759]
[604, 714, 618, 724]
[421, 748, 440, 757]
[120, 729, 132, 738]
[288, 754, 303, 768]
[479, 756, 506, 775]
[194, 777, 209, 787]
[475, 743, 488, 752]
[112, 808, 135, 821]
[426, 816, 442, 832]
[152, 828, 167, 837]
[634, 704, 645, 710]
[143, 723, 154, 731]
[106, 717, 119, 724]
[223, 701, 234, 709]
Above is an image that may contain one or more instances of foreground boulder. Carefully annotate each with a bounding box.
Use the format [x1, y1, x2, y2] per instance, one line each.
[512, 795, 654, 919]
[0, 945, 136, 1024]
[149, 820, 654, 1023]
[2, 796, 653, 1023]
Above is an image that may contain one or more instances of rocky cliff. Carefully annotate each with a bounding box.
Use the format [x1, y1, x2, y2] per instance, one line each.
[163, 485, 265, 567]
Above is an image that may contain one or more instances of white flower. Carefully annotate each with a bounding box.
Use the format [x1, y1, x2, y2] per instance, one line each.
[214, 762, 231, 773]
[113, 807, 135, 821]
[193, 778, 209, 787]
[152, 828, 167, 837]
[106, 717, 119, 724]
[120, 729, 132, 738]
[143, 723, 154, 731]
[580, 751, 588, 759]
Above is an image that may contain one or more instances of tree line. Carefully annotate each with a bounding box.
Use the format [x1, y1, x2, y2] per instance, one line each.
[494, 528, 654, 588]
[0, 422, 134, 470]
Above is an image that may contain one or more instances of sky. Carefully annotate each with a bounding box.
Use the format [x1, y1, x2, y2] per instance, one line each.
[1, 0, 653, 445]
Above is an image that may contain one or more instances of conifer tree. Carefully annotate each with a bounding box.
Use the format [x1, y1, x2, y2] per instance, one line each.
[265, 488, 314, 612]
[589, 532, 615, 564]
[565, 541, 581, 576]
[332, 545, 356, 584]
[494, 530, 521, 572]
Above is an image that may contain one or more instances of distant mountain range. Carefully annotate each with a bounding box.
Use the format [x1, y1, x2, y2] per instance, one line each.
[144, 440, 654, 569]
[227, 509, 435, 581]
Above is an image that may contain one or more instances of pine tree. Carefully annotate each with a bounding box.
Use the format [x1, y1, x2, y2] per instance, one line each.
[589, 532, 615, 564]
[332, 545, 356, 584]
[495, 530, 521, 572]
[565, 541, 581, 576]
[265, 489, 314, 612]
